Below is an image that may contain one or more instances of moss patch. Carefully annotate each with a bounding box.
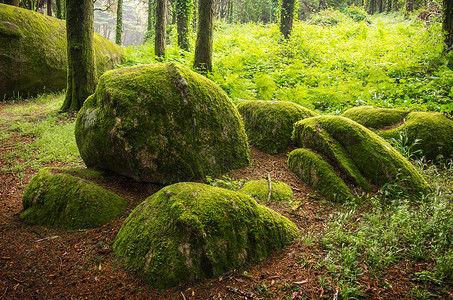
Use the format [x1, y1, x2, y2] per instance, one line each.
[288, 148, 355, 202]
[237, 100, 318, 154]
[75, 63, 250, 183]
[292, 115, 431, 198]
[113, 182, 298, 289]
[21, 167, 127, 229]
[240, 179, 293, 202]
[342, 106, 408, 129]
[0, 4, 124, 100]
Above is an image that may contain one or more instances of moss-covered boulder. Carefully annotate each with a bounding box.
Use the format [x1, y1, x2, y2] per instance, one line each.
[21, 168, 127, 229]
[288, 148, 355, 202]
[237, 100, 318, 154]
[240, 179, 293, 202]
[75, 63, 250, 183]
[0, 4, 124, 100]
[342, 107, 453, 161]
[113, 182, 298, 288]
[292, 115, 431, 198]
[341, 106, 408, 129]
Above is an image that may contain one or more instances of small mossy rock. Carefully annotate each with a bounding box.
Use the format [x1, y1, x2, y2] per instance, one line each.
[240, 179, 293, 202]
[237, 100, 318, 154]
[292, 115, 431, 198]
[113, 182, 298, 288]
[378, 111, 453, 161]
[0, 4, 124, 100]
[288, 148, 355, 202]
[75, 63, 250, 183]
[341, 106, 408, 129]
[21, 168, 127, 229]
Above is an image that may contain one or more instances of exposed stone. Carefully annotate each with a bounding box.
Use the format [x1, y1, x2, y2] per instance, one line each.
[21, 168, 127, 229]
[0, 4, 124, 100]
[240, 179, 293, 202]
[237, 100, 318, 154]
[113, 182, 298, 288]
[75, 63, 250, 183]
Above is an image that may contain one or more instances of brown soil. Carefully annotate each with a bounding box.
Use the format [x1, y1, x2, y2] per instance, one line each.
[0, 100, 451, 299]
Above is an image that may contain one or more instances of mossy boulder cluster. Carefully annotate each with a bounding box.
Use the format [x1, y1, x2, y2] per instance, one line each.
[241, 179, 293, 202]
[75, 63, 250, 183]
[113, 182, 298, 288]
[0, 4, 124, 100]
[21, 168, 127, 229]
[289, 115, 431, 201]
[237, 100, 318, 154]
[342, 106, 453, 161]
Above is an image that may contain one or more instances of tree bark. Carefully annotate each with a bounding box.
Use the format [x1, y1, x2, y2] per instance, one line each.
[444, 0, 453, 49]
[55, 0, 62, 18]
[155, 0, 166, 58]
[194, 0, 214, 74]
[280, 0, 295, 39]
[116, 0, 123, 45]
[61, 0, 97, 111]
[176, 0, 192, 51]
[47, 0, 52, 15]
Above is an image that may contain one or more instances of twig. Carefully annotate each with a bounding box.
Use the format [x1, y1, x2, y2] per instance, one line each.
[35, 236, 60, 242]
[180, 291, 186, 300]
[267, 173, 272, 202]
[0, 287, 7, 299]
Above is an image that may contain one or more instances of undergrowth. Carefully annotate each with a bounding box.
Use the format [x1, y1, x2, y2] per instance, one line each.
[122, 10, 452, 116]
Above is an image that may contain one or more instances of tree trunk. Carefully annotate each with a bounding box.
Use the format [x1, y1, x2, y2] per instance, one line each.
[176, 0, 192, 51]
[147, 0, 153, 31]
[61, 0, 97, 111]
[155, 0, 166, 58]
[444, 0, 453, 49]
[55, 0, 62, 19]
[116, 0, 123, 45]
[405, 0, 414, 12]
[280, 0, 295, 39]
[47, 0, 52, 15]
[194, 0, 214, 74]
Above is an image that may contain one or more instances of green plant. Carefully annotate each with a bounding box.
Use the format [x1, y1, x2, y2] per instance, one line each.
[205, 175, 245, 191]
[388, 119, 423, 160]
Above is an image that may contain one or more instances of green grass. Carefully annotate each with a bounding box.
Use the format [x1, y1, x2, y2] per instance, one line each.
[1, 92, 83, 174]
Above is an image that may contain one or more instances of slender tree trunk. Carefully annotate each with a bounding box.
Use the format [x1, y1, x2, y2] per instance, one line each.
[47, 0, 52, 15]
[176, 0, 192, 51]
[55, 0, 62, 18]
[116, 0, 123, 45]
[444, 0, 453, 49]
[280, 0, 295, 39]
[155, 0, 166, 58]
[147, 0, 153, 31]
[61, 0, 97, 111]
[194, 0, 214, 74]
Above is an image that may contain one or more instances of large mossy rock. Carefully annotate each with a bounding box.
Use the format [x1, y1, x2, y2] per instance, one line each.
[0, 4, 124, 100]
[342, 106, 453, 161]
[288, 148, 355, 202]
[240, 179, 293, 202]
[21, 168, 127, 229]
[75, 63, 250, 183]
[292, 115, 431, 198]
[237, 100, 318, 154]
[113, 182, 298, 288]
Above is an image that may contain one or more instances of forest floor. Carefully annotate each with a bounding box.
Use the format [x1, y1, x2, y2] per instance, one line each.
[1, 99, 452, 299]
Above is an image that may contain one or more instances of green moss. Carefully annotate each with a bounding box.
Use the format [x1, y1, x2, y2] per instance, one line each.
[75, 63, 250, 183]
[21, 167, 127, 229]
[113, 182, 298, 288]
[288, 148, 355, 202]
[0, 4, 124, 99]
[240, 179, 293, 202]
[293, 116, 431, 198]
[237, 100, 318, 154]
[342, 106, 408, 129]
[378, 111, 453, 161]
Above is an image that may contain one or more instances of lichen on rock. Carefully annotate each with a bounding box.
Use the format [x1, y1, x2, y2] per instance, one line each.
[21, 168, 127, 229]
[237, 100, 318, 154]
[240, 179, 293, 202]
[75, 63, 250, 183]
[113, 182, 298, 289]
[0, 4, 124, 100]
[288, 148, 355, 202]
[292, 115, 431, 198]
